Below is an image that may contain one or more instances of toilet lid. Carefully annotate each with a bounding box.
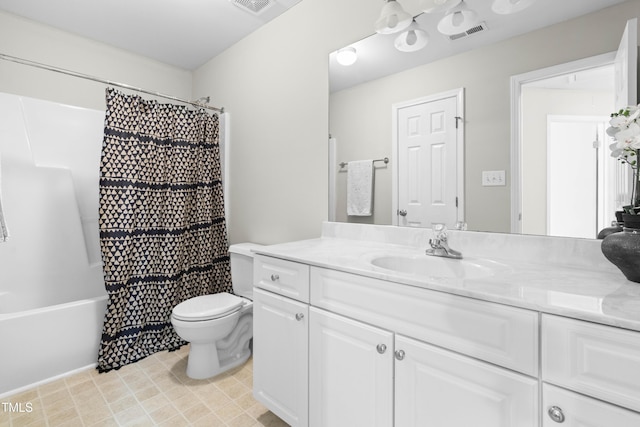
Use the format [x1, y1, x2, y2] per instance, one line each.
[172, 293, 245, 322]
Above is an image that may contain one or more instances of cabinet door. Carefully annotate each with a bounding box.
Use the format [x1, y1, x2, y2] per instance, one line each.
[395, 335, 538, 427]
[543, 383, 640, 427]
[253, 288, 308, 427]
[309, 307, 393, 427]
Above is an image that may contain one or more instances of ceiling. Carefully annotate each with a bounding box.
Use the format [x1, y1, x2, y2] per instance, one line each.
[0, 0, 302, 70]
[330, 0, 629, 92]
[0, 0, 630, 78]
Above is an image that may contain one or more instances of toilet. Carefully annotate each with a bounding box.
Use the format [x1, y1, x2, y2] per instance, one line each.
[171, 243, 262, 379]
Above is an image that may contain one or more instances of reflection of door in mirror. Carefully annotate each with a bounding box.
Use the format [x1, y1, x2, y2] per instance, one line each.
[392, 90, 463, 228]
[547, 117, 610, 239]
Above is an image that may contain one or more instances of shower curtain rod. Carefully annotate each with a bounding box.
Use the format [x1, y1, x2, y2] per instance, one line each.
[0, 53, 224, 113]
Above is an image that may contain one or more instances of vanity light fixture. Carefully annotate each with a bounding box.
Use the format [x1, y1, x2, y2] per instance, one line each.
[491, 0, 537, 15]
[437, 1, 481, 36]
[420, 0, 461, 14]
[375, 0, 413, 35]
[336, 46, 358, 66]
[395, 19, 429, 52]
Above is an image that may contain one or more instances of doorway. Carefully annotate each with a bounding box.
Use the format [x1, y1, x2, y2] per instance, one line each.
[511, 18, 637, 237]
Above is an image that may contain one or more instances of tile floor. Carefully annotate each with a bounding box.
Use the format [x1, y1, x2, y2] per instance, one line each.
[0, 346, 289, 427]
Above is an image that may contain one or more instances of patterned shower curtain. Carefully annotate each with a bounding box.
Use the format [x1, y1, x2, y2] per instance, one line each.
[97, 88, 232, 372]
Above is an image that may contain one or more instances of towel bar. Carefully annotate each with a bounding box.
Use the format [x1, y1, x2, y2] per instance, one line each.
[339, 157, 389, 169]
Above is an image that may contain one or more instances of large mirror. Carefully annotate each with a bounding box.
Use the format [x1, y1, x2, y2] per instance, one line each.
[329, 0, 636, 238]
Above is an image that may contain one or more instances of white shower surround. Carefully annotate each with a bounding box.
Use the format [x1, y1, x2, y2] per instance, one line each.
[0, 92, 107, 396]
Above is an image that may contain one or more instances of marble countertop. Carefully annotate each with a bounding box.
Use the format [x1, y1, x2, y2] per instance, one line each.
[254, 231, 640, 333]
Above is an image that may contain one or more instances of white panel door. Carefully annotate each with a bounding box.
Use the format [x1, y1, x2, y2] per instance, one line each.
[309, 307, 393, 427]
[253, 288, 309, 427]
[397, 94, 459, 228]
[395, 334, 538, 427]
[614, 18, 637, 109]
[614, 18, 638, 212]
[547, 117, 607, 239]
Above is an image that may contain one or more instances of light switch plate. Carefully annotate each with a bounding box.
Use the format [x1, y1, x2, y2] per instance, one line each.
[482, 170, 506, 186]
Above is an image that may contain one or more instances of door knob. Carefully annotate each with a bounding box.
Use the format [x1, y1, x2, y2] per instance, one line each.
[547, 406, 565, 423]
[398, 209, 407, 217]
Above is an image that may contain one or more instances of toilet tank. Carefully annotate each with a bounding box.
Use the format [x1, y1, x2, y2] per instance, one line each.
[229, 243, 263, 299]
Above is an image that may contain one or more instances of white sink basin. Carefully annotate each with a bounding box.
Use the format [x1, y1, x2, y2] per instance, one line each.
[369, 254, 507, 280]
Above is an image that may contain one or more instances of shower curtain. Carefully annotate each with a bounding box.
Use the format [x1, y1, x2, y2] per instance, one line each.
[97, 88, 232, 372]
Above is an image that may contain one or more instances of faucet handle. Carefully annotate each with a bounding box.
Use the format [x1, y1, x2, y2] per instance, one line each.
[431, 223, 448, 240]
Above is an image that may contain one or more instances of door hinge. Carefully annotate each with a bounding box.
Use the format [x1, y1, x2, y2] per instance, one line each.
[456, 197, 458, 208]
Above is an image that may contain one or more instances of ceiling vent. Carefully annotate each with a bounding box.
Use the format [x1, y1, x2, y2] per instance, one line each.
[448, 22, 488, 41]
[231, 0, 276, 15]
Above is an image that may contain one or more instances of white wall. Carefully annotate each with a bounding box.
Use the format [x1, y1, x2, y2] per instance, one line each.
[192, 0, 381, 244]
[0, 11, 192, 111]
[329, 0, 640, 233]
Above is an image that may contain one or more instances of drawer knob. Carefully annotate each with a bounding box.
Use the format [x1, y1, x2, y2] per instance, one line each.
[395, 350, 405, 361]
[270, 274, 279, 281]
[376, 344, 387, 354]
[295, 313, 304, 321]
[548, 406, 565, 423]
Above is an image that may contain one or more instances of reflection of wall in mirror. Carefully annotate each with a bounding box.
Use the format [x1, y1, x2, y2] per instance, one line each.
[329, 0, 639, 235]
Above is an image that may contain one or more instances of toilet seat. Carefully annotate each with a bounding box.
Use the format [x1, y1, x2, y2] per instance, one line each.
[172, 293, 245, 322]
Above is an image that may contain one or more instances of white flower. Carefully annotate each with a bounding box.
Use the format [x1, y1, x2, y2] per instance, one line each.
[615, 122, 640, 148]
[610, 142, 625, 158]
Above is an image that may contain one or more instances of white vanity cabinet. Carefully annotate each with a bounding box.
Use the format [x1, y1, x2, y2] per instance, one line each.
[253, 256, 310, 427]
[252, 250, 640, 427]
[309, 266, 539, 427]
[541, 314, 640, 426]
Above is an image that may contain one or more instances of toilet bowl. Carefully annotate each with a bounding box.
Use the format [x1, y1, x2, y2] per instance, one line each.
[170, 243, 262, 379]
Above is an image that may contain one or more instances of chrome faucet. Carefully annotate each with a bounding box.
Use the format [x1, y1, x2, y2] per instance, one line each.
[426, 224, 463, 259]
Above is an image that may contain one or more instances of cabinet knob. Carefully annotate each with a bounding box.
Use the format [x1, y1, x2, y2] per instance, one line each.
[548, 406, 565, 423]
[394, 350, 405, 360]
[376, 344, 387, 354]
[398, 209, 407, 217]
[295, 313, 304, 321]
[270, 274, 279, 281]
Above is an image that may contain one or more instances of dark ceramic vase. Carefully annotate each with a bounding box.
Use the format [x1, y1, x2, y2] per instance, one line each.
[597, 211, 625, 239]
[602, 229, 640, 283]
[623, 213, 640, 229]
[597, 223, 623, 239]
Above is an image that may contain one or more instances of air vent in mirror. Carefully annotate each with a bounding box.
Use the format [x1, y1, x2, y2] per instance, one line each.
[448, 22, 488, 41]
[231, 0, 275, 15]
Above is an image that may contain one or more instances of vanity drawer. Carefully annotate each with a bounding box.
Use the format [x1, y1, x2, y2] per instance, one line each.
[542, 314, 640, 412]
[542, 383, 640, 427]
[310, 267, 539, 376]
[254, 255, 310, 303]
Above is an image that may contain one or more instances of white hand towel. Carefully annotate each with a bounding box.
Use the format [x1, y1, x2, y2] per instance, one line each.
[0, 153, 8, 242]
[347, 160, 374, 216]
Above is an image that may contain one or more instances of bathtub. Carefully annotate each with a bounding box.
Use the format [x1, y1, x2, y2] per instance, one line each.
[0, 293, 108, 398]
